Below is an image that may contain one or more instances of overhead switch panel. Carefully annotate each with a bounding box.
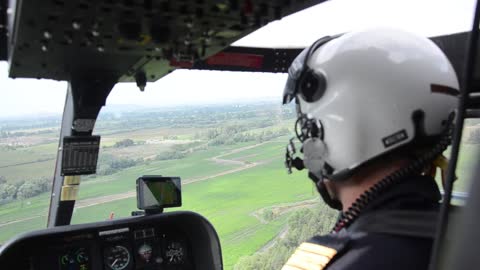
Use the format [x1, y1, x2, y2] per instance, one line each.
[6, 0, 324, 82]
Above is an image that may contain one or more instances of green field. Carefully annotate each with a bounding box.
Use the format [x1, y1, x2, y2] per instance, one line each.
[0, 140, 314, 269]
[71, 158, 313, 269]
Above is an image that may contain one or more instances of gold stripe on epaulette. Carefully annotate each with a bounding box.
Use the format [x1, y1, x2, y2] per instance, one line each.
[282, 265, 303, 270]
[281, 242, 338, 270]
[298, 242, 337, 258]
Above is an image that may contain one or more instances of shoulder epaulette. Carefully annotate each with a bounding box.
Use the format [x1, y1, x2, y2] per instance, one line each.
[282, 233, 350, 270]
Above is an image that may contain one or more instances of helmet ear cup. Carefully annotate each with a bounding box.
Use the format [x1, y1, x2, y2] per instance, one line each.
[299, 69, 327, 103]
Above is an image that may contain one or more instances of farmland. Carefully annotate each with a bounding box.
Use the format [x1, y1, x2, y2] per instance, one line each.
[0, 102, 479, 269]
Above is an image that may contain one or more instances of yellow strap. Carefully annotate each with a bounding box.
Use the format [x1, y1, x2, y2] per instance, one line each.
[431, 155, 457, 186]
[433, 155, 449, 171]
[64, 175, 81, 185]
[61, 185, 79, 201]
[282, 242, 338, 270]
[61, 176, 81, 201]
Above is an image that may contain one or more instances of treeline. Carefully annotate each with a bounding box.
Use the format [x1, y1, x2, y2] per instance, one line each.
[95, 154, 144, 176]
[0, 128, 57, 138]
[208, 129, 290, 146]
[195, 124, 290, 146]
[94, 103, 296, 132]
[0, 176, 52, 205]
[154, 142, 203, 161]
[103, 138, 146, 149]
[113, 138, 135, 148]
[234, 204, 338, 270]
[0, 117, 61, 133]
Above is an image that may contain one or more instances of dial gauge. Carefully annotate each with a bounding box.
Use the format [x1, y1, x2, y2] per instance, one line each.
[104, 245, 131, 270]
[59, 247, 89, 270]
[137, 243, 153, 263]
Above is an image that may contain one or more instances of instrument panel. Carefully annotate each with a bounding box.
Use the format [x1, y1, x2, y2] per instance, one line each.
[0, 211, 222, 270]
[33, 226, 193, 270]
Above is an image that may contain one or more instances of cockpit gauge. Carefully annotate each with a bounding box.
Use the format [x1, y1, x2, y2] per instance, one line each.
[165, 241, 185, 264]
[59, 247, 90, 270]
[137, 243, 153, 263]
[104, 245, 131, 270]
[76, 249, 89, 265]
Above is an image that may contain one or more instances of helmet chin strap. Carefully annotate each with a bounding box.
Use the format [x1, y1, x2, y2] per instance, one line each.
[308, 172, 343, 210]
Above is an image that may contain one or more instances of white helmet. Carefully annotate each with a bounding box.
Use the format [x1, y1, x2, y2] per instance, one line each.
[283, 28, 459, 183]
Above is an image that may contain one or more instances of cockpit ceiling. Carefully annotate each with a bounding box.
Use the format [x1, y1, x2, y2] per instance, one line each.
[4, 0, 325, 82]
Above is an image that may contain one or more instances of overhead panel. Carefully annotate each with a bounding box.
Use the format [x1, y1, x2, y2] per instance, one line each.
[6, 0, 325, 82]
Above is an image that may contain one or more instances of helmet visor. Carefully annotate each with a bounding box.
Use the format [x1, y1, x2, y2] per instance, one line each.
[282, 47, 309, 104]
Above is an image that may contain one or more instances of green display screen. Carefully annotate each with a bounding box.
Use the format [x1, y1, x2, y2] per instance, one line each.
[137, 176, 182, 210]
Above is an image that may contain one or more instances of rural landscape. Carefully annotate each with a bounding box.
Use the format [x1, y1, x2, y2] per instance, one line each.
[0, 101, 478, 269]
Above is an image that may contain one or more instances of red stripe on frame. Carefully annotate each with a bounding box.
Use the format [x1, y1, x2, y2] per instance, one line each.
[170, 59, 194, 68]
[206, 52, 264, 69]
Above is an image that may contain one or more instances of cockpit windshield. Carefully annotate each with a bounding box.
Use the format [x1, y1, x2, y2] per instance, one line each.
[1, 1, 479, 269]
[0, 62, 66, 242]
[1, 62, 477, 268]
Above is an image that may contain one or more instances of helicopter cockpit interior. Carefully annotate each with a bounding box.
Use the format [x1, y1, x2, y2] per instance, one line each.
[0, 1, 325, 269]
[2, 0, 480, 270]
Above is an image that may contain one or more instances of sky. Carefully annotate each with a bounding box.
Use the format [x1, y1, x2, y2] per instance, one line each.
[0, 0, 476, 117]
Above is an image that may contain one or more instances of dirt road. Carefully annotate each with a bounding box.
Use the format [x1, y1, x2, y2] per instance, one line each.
[253, 199, 320, 253]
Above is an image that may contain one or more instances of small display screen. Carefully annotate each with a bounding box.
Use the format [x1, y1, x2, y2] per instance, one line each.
[137, 176, 181, 210]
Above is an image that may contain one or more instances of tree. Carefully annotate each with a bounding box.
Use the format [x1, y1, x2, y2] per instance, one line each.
[17, 182, 38, 207]
[262, 209, 275, 222]
[155, 151, 187, 161]
[0, 183, 17, 200]
[234, 205, 337, 270]
[113, 138, 135, 148]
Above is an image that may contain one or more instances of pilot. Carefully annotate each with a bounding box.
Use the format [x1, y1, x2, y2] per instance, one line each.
[281, 28, 458, 270]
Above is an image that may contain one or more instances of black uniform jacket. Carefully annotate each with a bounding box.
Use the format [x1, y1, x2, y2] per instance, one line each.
[313, 175, 441, 270]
